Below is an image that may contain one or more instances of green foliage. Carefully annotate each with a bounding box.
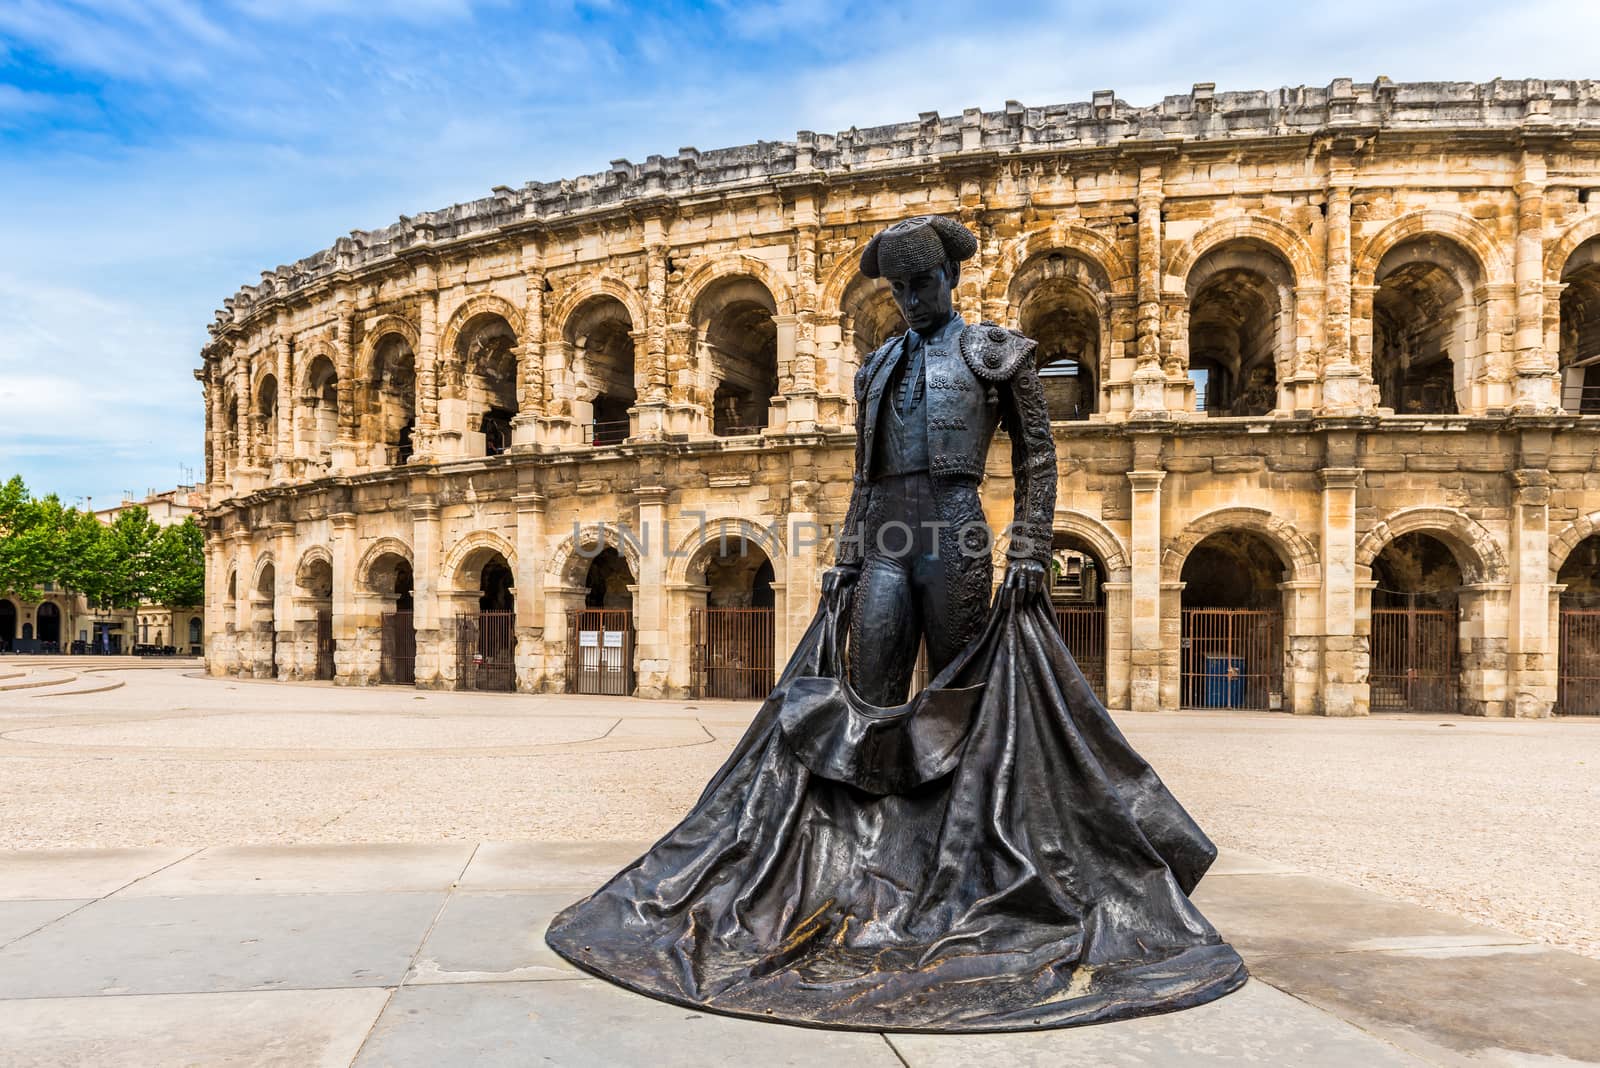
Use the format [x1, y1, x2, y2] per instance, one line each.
[0, 477, 206, 608]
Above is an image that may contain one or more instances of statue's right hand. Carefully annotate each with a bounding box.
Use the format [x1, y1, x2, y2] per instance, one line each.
[821, 565, 862, 600]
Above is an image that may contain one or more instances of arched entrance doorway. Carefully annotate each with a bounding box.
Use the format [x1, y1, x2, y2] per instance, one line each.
[1369, 533, 1462, 713]
[36, 601, 62, 651]
[366, 553, 414, 686]
[1372, 236, 1483, 414]
[1559, 236, 1600, 412]
[689, 536, 776, 699]
[453, 549, 515, 692]
[1185, 240, 1292, 416]
[1556, 534, 1600, 715]
[694, 277, 778, 437]
[0, 599, 16, 652]
[567, 547, 636, 695]
[1179, 532, 1286, 709]
[1049, 532, 1107, 700]
[1014, 252, 1108, 421]
[252, 563, 277, 677]
[566, 296, 637, 445]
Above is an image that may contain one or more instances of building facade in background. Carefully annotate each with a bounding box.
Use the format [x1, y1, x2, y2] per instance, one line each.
[198, 79, 1600, 716]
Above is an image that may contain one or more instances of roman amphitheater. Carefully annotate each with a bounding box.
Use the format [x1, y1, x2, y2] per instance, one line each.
[198, 78, 1600, 717]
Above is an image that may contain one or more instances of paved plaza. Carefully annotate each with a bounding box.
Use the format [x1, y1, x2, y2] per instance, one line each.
[1, 659, 1598, 1064]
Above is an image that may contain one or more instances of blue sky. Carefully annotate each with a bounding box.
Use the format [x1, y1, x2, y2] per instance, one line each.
[1, 0, 1595, 508]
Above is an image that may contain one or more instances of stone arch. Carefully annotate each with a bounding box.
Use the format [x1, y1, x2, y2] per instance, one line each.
[546, 522, 643, 589]
[1053, 511, 1131, 582]
[820, 242, 876, 313]
[250, 552, 277, 598]
[1549, 510, 1600, 579]
[295, 545, 334, 591]
[1166, 215, 1319, 292]
[1355, 507, 1508, 586]
[295, 338, 339, 395]
[356, 537, 414, 591]
[669, 254, 796, 321]
[550, 275, 647, 339]
[442, 530, 518, 592]
[1161, 506, 1320, 584]
[438, 292, 525, 358]
[1354, 210, 1510, 289]
[668, 517, 789, 588]
[356, 315, 421, 379]
[1547, 214, 1600, 280]
[987, 223, 1135, 304]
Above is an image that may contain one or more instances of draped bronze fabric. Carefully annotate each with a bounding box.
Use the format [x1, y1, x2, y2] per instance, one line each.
[545, 586, 1247, 1032]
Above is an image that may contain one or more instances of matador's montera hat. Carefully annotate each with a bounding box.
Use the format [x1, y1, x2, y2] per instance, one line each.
[860, 216, 979, 280]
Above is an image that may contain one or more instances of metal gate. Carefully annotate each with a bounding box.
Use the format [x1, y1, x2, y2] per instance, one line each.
[455, 611, 516, 692]
[1054, 607, 1107, 701]
[567, 609, 634, 696]
[314, 609, 335, 681]
[691, 608, 775, 699]
[1181, 609, 1282, 710]
[379, 610, 415, 686]
[1558, 608, 1600, 715]
[1370, 607, 1458, 713]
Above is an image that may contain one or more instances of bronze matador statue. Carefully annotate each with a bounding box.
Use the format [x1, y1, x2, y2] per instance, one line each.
[547, 216, 1246, 1032]
[825, 216, 1057, 706]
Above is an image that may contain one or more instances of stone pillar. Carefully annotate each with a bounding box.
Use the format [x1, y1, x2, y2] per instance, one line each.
[1103, 580, 1132, 710]
[1281, 579, 1323, 714]
[274, 334, 293, 480]
[634, 484, 670, 697]
[1321, 146, 1366, 414]
[632, 222, 673, 440]
[513, 489, 545, 691]
[1458, 582, 1511, 716]
[770, 313, 798, 431]
[415, 265, 440, 460]
[1509, 464, 1555, 717]
[1127, 455, 1165, 712]
[512, 265, 546, 449]
[232, 356, 255, 494]
[786, 213, 821, 433]
[1320, 455, 1364, 715]
[205, 527, 230, 675]
[272, 519, 295, 680]
[1513, 147, 1559, 412]
[328, 509, 357, 683]
[206, 369, 225, 489]
[231, 529, 254, 677]
[1131, 164, 1168, 418]
[410, 494, 443, 688]
[331, 300, 358, 472]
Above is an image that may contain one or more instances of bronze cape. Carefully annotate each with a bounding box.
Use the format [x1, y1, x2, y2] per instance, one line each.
[544, 582, 1247, 1032]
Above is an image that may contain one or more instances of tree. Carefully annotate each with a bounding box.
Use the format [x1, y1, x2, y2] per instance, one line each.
[0, 476, 49, 599]
[150, 517, 206, 607]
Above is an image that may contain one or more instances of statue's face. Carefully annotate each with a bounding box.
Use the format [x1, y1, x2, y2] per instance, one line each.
[886, 260, 957, 333]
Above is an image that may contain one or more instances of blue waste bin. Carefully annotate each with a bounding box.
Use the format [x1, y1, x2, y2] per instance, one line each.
[1203, 655, 1246, 708]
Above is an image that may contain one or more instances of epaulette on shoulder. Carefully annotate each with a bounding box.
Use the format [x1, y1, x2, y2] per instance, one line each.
[959, 320, 1036, 381]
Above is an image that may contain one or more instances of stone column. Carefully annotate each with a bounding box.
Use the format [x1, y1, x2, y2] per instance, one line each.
[328, 509, 357, 683]
[1509, 464, 1555, 716]
[1131, 164, 1168, 417]
[1457, 582, 1511, 716]
[633, 484, 670, 697]
[274, 334, 293, 481]
[232, 356, 255, 493]
[513, 489, 545, 691]
[331, 300, 358, 472]
[415, 264, 440, 460]
[272, 519, 295, 680]
[770, 312, 798, 431]
[1513, 147, 1559, 412]
[632, 222, 673, 440]
[410, 494, 443, 688]
[1320, 448, 1364, 715]
[1126, 449, 1165, 711]
[231, 529, 254, 677]
[1102, 580, 1132, 710]
[512, 265, 546, 449]
[1321, 145, 1366, 414]
[205, 526, 229, 675]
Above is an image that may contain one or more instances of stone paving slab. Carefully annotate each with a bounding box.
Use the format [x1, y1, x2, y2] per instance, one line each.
[352, 978, 908, 1068]
[0, 988, 389, 1068]
[0, 891, 445, 999]
[0, 847, 192, 899]
[1250, 942, 1600, 1066]
[0, 900, 89, 946]
[122, 842, 476, 896]
[886, 979, 1425, 1066]
[457, 839, 647, 892]
[407, 890, 583, 985]
[1191, 871, 1537, 958]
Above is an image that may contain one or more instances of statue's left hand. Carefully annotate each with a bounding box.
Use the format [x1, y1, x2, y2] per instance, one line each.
[1000, 559, 1048, 603]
